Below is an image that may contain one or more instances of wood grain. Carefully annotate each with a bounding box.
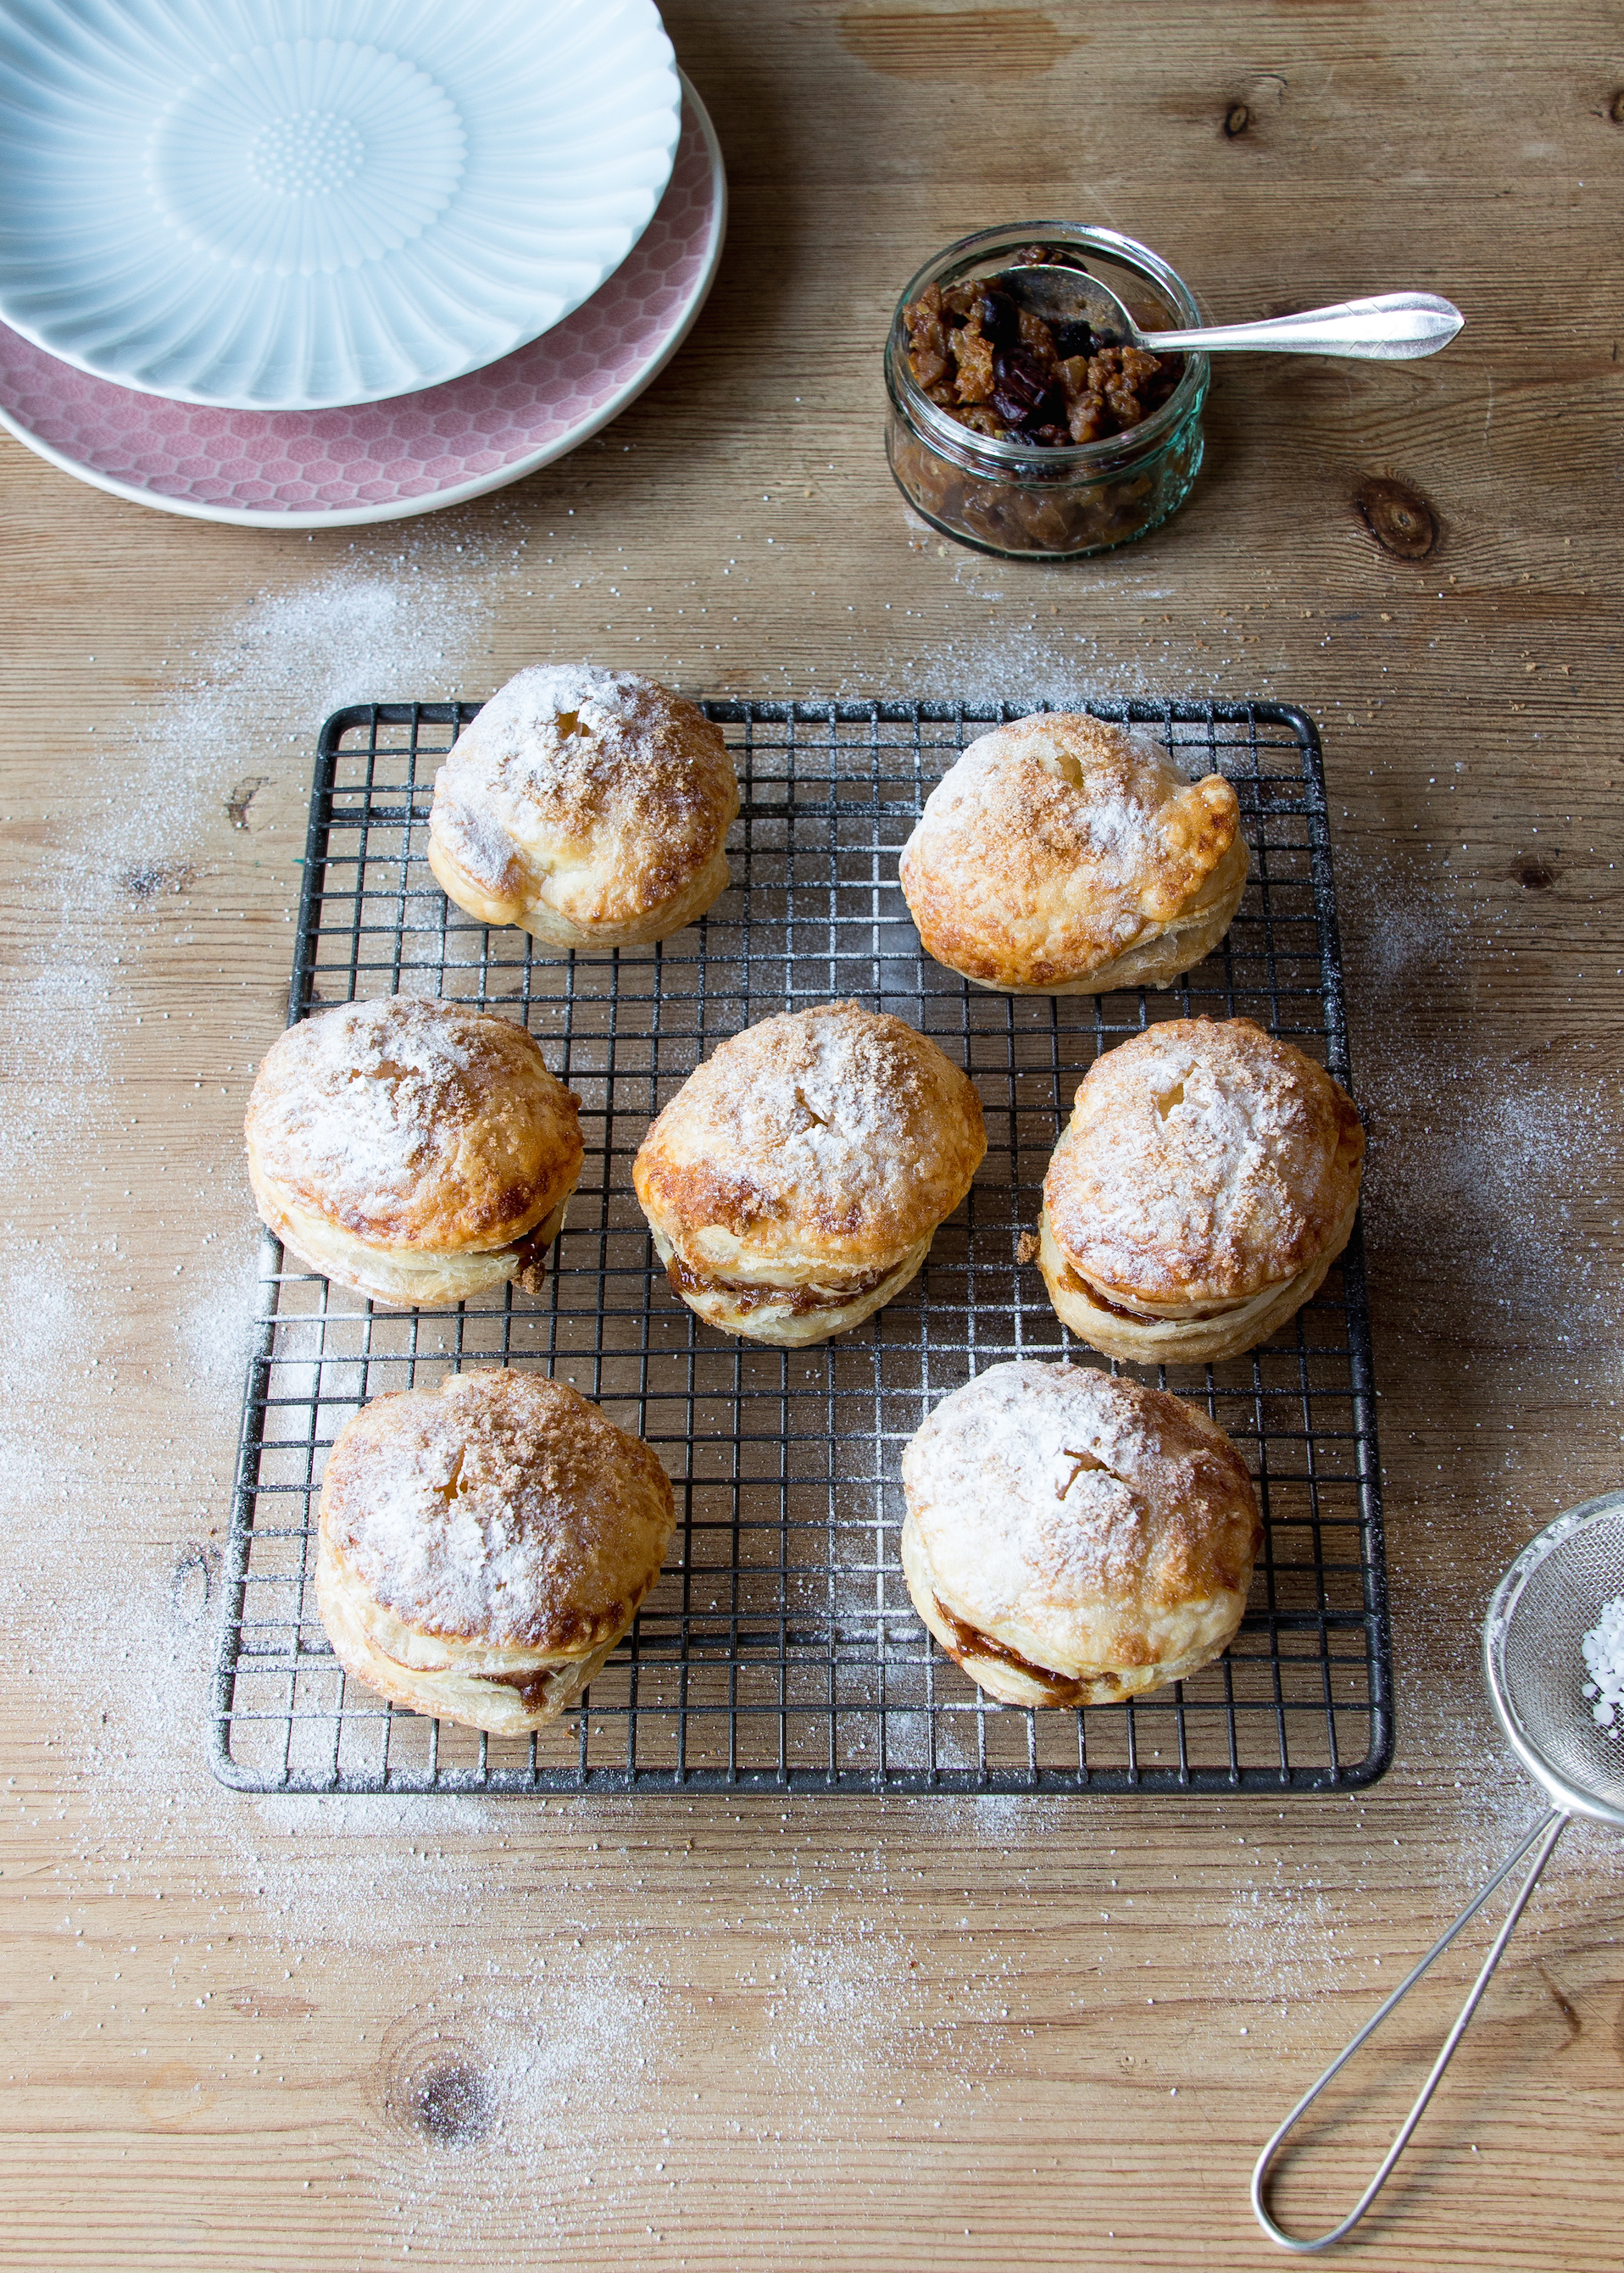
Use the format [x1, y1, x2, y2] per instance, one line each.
[3, 3, 1623, 2267]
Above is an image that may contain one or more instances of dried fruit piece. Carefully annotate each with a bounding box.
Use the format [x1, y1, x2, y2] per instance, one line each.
[1016, 308, 1059, 370]
[976, 288, 1021, 349]
[1049, 319, 1096, 360]
[992, 347, 1061, 430]
[950, 324, 995, 404]
[1066, 390, 1110, 443]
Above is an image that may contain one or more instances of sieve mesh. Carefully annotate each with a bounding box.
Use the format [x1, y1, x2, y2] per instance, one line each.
[1491, 1500, 1624, 1826]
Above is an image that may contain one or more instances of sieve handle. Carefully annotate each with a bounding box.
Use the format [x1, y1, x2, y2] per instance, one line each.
[1251, 1809, 1569, 2253]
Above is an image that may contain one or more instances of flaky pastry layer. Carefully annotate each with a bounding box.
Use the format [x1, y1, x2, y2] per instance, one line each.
[244, 993, 583, 1257]
[317, 1370, 675, 1662]
[316, 1541, 618, 1735]
[632, 999, 986, 1276]
[427, 833, 731, 951]
[1043, 1016, 1365, 1309]
[651, 1226, 933, 1347]
[1017, 831, 1249, 997]
[251, 1174, 574, 1309]
[902, 1515, 1242, 1706]
[1037, 1199, 1357, 1364]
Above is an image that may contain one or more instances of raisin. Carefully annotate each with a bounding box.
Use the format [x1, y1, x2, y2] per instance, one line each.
[904, 266, 1190, 468]
[992, 348, 1061, 430]
[976, 287, 1021, 349]
[1048, 319, 1095, 360]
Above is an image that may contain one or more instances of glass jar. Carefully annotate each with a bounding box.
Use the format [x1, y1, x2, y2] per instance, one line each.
[884, 221, 1210, 560]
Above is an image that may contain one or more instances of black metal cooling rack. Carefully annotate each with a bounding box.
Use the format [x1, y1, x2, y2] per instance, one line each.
[212, 698, 1390, 1796]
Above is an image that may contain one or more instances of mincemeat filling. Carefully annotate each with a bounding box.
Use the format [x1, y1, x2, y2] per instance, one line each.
[932, 1595, 1096, 1705]
[905, 245, 1183, 448]
[665, 1250, 897, 1316]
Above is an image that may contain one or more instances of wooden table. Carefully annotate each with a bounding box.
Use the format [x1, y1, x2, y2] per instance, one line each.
[4, 4, 1621, 2265]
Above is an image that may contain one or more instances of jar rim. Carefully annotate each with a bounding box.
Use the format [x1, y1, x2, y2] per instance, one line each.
[886, 220, 1210, 471]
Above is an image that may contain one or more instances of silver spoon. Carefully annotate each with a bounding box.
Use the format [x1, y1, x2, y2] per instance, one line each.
[1004, 264, 1463, 361]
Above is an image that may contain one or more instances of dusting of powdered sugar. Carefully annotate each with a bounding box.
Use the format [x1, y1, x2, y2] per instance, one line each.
[650, 1002, 977, 1252]
[248, 997, 499, 1216]
[431, 656, 733, 915]
[912, 717, 1176, 867]
[900, 1359, 1239, 1626]
[1581, 1595, 1624, 1730]
[464, 660, 658, 745]
[438, 659, 704, 809]
[1048, 1022, 1351, 1298]
[326, 1375, 667, 1644]
[1339, 845, 1624, 1362]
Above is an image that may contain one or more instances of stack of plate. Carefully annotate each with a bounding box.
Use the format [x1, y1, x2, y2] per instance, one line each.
[0, 0, 725, 527]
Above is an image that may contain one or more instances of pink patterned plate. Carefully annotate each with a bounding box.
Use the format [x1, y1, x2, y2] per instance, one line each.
[0, 74, 724, 529]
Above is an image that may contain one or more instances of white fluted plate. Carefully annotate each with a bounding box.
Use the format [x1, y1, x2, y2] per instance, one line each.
[0, 0, 681, 410]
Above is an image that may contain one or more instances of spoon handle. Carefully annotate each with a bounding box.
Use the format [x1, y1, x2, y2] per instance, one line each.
[1142, 291, 1464, 361]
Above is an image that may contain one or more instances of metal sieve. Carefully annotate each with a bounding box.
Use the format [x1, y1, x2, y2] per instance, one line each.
[1253, 1489, 1624, 2251]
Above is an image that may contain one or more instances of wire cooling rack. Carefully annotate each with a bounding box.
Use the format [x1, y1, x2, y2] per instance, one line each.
[213, 698, 1390, 1796]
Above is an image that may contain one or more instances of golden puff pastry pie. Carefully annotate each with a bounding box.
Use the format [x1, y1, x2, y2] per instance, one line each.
[1039, 1016, 1365, 1364]
[901, 1359, 1261, 1707]
[898, 711, 1249, 994]
[632, 999, 987, 1346]
[316, 1370, 674, 1736]
[426, 663, 740, 949]
[246, 993, 583, 1310]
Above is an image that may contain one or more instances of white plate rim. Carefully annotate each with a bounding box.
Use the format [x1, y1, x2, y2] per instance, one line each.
[0, 0, 683, 412]
[0, 72, 726, 532]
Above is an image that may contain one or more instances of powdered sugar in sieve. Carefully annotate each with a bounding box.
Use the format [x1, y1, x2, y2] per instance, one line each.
[1581, 1594, 1624, 1731]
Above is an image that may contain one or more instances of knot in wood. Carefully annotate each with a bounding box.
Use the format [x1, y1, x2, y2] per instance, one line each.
[381, 2023, 494, 2148]
[1609, 89, 1624, 125]
[1224, 102, 1250, 138]
[1354, 475, 1439, 560]
[1515, 857, 1557, 892]
[170, 1539, 220, 1624]
[409, 2061, 492, 2146]
[121, 859, 196, 899]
